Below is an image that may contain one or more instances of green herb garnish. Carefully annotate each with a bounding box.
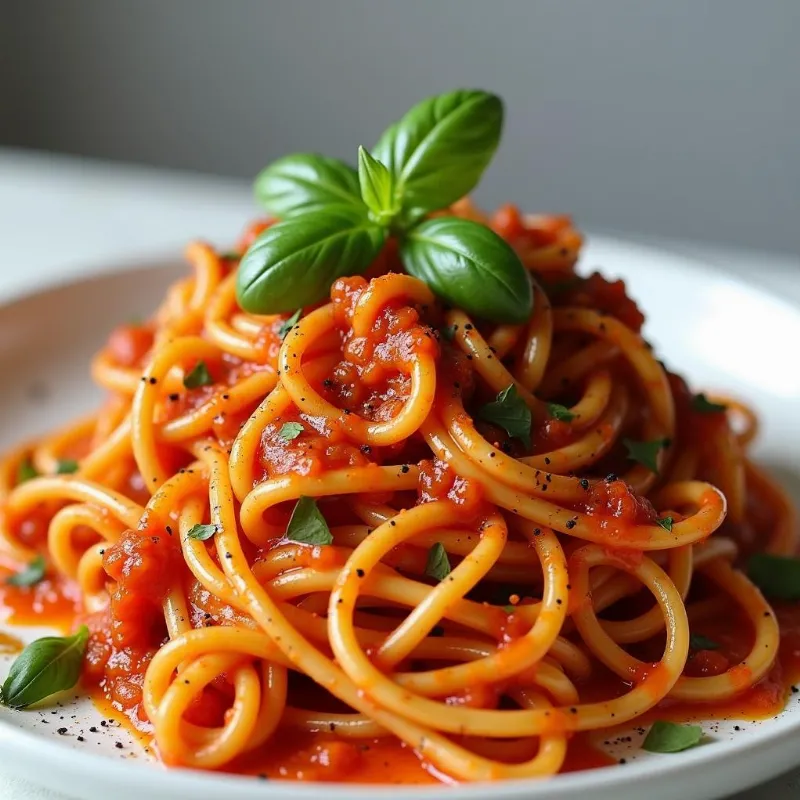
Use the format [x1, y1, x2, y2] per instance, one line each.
[424, 542, 451, 581]
[183, 360, 213, 389]
[691, 393, 727, 414]
[689, 634, 719, 651]
[186, 524, 218, 541]
[623, 437, 669, 473]
[16, 459, 38, 484]
[6, 555, 46, 588]
[477, 385, 531, 448]
[285, 497, 333, 546]
[279, 422, 304, 441]
[357, 145, 397, 224]
[747, 553, 800, 600]
[277, 308, 303, 340]
[547, 403, 577, 423]
[642, 721, 703, 753]
[237, 89, 532, 324]
[656, 516, 674, 532]
[0, 626, 89, 709]
[55, 459, 79, 475]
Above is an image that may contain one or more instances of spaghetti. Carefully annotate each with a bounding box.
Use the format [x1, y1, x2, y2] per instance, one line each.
[0, 202, 797, 784]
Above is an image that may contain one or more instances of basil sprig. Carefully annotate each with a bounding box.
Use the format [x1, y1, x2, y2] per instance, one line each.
[237, 89, 532, 324]
[0, 626, 88, 709]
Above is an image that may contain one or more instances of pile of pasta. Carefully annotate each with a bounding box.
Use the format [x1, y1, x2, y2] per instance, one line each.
[1, 202, 795, 783]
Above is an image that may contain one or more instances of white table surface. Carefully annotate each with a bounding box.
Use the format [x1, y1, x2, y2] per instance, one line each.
[0, 147, 798, 799]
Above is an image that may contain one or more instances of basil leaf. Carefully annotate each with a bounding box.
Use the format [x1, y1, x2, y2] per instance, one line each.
[373, 89, 503, 215]
[477, 384, 531, 448]
[547, 403, 576, 422]
[642, 721, 703, 753]
[218, 251, 240, 261]
[237, 208, 386, 314]
[424, 542, 451, 581]
[0, 626, 88, 709]
[689, 633, 719, 651]
[278, 308, 303, 340]
[184, 360, 213, 389]
[691, 393, 727, 414]
[623, 437, 669, 473]
[16, 459, 38, 484]
[656, 516, 674, 532]
[56, 459, 79, 475]
[7, 555, 46, 588]
[186, 524, 218, 541]
[748, 553, 800, 600]
[401, 217, 532, 323]
[285, 496, 333, 546]
[279, 422, 304, 441]
[357, 146, 396, 223]
[253, 153, 362, 218]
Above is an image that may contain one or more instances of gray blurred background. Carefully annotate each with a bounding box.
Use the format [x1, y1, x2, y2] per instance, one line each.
[2, 0, 798, 254]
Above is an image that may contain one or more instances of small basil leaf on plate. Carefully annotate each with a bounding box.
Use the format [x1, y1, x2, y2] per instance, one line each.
[656, 516, 674, 532]
[0, 626, 89, 709]
[279, 422, 304, 441]
[357, 146, 396, 223]
[16, 459, 38, 484]
[277, 308, 303, 340]
[55, 459, 79, 475]
[642, 721, 703, 753]
[184, 360, 213, 389]
[547, 403, 576, 422]
[623, 437, 669, 473]
[6, 555, 46, 588]
[747, 553, 800, 600]
[477, 384, 531, 448]
[236, 208, 386, 314]
[373, 89, 503, 215]
[285, 496, 333, 546]
[689, 633, 719, 651]
[254, 153, 362, 218]
[691, 393, 727, 414]
[424, 542, 451, 581]
[400, 217, 532, 323]
[186, 524, 218, 541]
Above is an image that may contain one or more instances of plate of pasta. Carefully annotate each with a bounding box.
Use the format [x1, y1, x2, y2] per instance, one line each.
[1, 90, 799, 800]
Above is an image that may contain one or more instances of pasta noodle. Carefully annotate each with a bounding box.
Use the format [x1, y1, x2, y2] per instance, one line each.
[0, 203, 797, 784]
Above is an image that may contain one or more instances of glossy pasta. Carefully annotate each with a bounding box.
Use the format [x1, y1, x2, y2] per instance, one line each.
[0, 203, 797, 784]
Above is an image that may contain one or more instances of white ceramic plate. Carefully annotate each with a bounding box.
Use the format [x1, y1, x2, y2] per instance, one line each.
[1, 239, 799, 800]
